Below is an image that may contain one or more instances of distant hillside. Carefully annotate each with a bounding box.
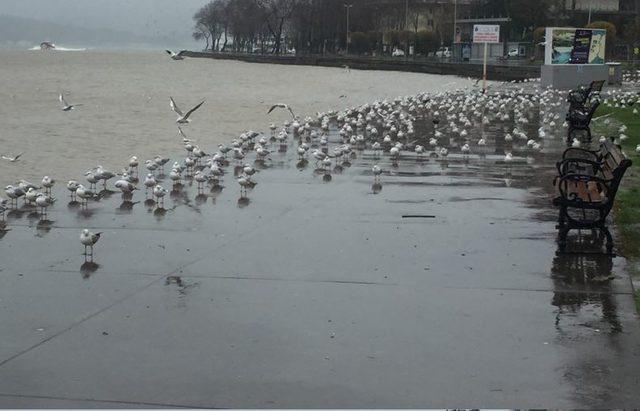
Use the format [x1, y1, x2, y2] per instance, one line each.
[0, 14, 178, 49]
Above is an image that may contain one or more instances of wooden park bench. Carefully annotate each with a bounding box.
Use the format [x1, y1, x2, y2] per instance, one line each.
[566, 99, 601, 145]
[566, 80, 605, 145]
[553, 139, 632, 254]
[567, 80, 605, 112]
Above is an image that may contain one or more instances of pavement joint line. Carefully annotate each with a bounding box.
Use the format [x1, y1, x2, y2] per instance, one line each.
[45, 269, 162, 277]
[0, 274, 165, 370]
[5, 223, 200, 233]
[175, 273, 399, 286]
[443, 285, 634, 295]
[0, 392, 206, 409]
[0, 197, 312, 369]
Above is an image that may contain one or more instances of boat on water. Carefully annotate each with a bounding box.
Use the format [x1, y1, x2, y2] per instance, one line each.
[40, 41, 56, 50]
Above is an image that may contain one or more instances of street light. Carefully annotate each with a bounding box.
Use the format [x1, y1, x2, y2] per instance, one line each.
[452, 0, 457, 60]
[405, 0, 409, 30]
[344, 3, 353, 55]
[405, 0, 409, 60]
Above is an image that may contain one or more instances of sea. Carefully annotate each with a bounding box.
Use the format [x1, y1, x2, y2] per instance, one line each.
[0, 48, 471, 187]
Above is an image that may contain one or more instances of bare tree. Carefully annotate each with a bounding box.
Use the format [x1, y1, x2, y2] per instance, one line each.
[254, 0, 297, 54]
[193, 22, 211, 50]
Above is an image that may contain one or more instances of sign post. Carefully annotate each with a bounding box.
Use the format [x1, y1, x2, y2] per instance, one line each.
[483, 42, 488, 92]
[473, 24, 500, 93]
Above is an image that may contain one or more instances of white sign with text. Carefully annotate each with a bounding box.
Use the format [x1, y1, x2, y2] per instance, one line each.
[473, 25, 500, 43]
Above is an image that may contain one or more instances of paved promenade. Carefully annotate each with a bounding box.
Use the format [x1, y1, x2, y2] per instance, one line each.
[0, 102, 638, 408]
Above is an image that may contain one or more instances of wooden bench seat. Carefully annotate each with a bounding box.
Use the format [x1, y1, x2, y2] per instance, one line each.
[552, 140, 632, 254]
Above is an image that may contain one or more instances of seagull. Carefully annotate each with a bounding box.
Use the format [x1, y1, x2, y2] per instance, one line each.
[35, 193, 54, 216]
[67, 180, 79, 200]
[372, 165, 382, 182]
[128, 156, 139, 174]
[194, 170, 208, 190]
[145, 160, 158, 174]
[25, 187, 38, 205]
[94, 166, 116, 188]
[4, 185, 25, 206]
[1, 153, 23, 162]
[504, 152, 514, 163]
[153, 185, 168, 207]
[268, 104, 297, 120]
[18, 180, 40, 191]
[237, 174, 252, 197]
[76, 184, 97, 206]
[166, 50, 186, 60]
[114, 179, 138, 194]
[170, 97, 205, 124]
[143, 174, 157, 195]
[41, 176, 55, 194]
[59, 93, 81, 111]
[210, 163, 224, 182]
[169, 168, 182, 185]
[80, 229, 101, 257]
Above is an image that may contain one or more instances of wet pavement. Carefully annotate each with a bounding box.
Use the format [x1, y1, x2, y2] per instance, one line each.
[1, 89, 639, 408]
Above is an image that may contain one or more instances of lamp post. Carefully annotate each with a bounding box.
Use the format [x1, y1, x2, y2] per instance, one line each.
[405, 0, 409, 30]
[344, 3, 353, 55]
[405, 0, 409, 60]
[452, 0, 457, 60]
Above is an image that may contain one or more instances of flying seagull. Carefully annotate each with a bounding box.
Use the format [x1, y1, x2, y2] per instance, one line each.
[170, 97, 205, 124]
[1, 153, 23, 162]
[268, 103, 297, 120]
[59, 93, 81, 111]
[166, 50, 186, 60]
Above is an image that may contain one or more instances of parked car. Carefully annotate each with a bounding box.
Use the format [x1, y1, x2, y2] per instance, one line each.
[392, 48, 405, 57]
[508, 48, 519, 57]
[435, 47, 451, 58]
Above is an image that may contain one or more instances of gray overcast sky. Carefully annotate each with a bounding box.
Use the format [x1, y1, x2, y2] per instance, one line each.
[0, 0, 211, 43]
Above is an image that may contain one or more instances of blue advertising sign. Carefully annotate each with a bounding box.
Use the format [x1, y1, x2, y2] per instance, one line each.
[569, 29, 593, 64]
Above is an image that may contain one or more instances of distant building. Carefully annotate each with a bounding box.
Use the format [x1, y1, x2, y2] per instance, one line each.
[369, 0, 474, 46]
[561, 0, 639, 18]
[564, 0, 619, 12]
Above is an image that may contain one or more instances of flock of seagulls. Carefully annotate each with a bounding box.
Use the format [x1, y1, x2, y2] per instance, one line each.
[2, 59, 638, 263]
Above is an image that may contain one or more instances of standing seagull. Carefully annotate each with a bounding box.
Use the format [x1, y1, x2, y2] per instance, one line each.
[372, 165, 382, 182]
[165, 50, 186, 60]
[268, 104, 297, 120]
[80, 229, 101, 258]
[59, 93, 81, 111]
[169, 97, 205, 124]
[1, 153, 23, 162]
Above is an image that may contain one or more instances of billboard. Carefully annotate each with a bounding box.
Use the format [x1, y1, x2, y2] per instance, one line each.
[545, 27, 606, 65]
[473, 25, 500, 43]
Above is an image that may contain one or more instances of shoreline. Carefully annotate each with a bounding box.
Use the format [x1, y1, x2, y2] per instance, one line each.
[184, 51, 540, 81]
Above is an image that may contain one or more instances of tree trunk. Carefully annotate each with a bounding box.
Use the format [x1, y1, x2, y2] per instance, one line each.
[222, 27, 228, 51]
